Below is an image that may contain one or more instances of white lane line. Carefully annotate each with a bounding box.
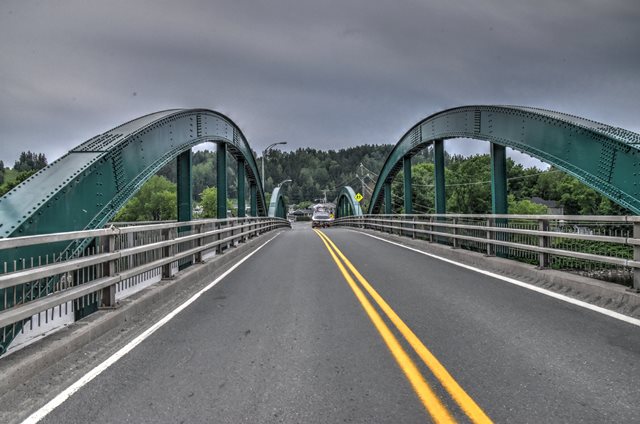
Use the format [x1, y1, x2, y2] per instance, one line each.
[351, 230, 640, 328]
[22, 233, 281, 424]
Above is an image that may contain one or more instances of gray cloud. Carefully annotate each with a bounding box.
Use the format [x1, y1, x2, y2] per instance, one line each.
[1, 0, 638, 169]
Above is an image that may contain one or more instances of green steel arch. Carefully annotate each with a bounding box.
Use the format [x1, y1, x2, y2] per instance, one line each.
[268, 186, 287, 218]
[336, 186, 363, 217]
[369, 105, 640, 214]
[0, 109, 267, 241]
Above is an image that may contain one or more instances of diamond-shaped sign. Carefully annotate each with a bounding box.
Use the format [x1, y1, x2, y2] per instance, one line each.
[355, 193, 363, 202]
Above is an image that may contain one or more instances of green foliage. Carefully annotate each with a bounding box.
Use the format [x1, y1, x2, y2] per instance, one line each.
[114, 175, 177, 221]
[199, 186, 234, 217]
[13, 151, 47, 172]
[0, 170, 37, 197]
[200, 187, 218, 218]
[387, 155, 628, 216]
[508, 196, 548, 214]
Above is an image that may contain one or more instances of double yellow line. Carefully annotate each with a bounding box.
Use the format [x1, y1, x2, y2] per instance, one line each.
[314, 229, 492, 424]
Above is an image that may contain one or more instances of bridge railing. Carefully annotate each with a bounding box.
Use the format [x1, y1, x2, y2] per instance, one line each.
[334, 214, 640, 289]
[0, 217, 289, 355]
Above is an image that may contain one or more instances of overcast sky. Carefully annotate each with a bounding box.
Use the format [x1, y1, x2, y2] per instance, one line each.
[1, 0, 638, 169]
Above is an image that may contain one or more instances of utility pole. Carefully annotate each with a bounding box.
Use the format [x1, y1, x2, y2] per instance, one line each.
[356, 163, 368, 200]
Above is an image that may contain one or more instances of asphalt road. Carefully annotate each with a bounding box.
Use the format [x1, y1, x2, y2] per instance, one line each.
[33, 224, 640, 423]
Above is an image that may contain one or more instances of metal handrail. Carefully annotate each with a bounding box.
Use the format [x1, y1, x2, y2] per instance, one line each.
[0, 217, 289, 331]
[334, 214, 640, 290]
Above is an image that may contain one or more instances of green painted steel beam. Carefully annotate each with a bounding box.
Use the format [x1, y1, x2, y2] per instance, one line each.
[177, 149, 192, 222]
[0, 108, 268, 242]
[250, 184, 257, 217]
[491, 143, 508, 214]
[336, 186, 363, 217]
[369, 106, 640, 214]
[403, 157, 413, 214]
[384, 182, 392, 214]
[217, 142, 227, 219]
[434, 139, 446, 214]
[237, 159, 245, 218]
[267, 186, 290, 219]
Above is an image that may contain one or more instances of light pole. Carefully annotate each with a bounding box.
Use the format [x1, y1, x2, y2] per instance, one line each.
[262, 142, 287, 189]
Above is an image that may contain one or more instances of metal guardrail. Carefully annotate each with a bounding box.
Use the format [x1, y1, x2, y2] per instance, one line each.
[334, 214, 640, 289]
[0, 217, 289, 354]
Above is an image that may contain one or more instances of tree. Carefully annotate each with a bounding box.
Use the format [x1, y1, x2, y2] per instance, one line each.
[114, 175, 177, 221]
[508, 196, 548, 214]
[13, 151, 47, 172]
[200, 187, 218, 218]
[447, 155, 492, 214]
[200, 187, 234, 218]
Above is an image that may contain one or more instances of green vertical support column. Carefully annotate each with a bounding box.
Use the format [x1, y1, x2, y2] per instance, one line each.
[434, 140, 446, 244]
[250, 184, 257, 216]
[177, 149, 192, 223]
[217, 142, 227, 219]
[177, 149, 192, 269]
[434, 139, 446, 214]
[491, 143, 508, 256]
[491, 143, 508, 214]
[403, 156, 413, 215]
[237, 159, 245, 218]
[384, 181, 392, 214]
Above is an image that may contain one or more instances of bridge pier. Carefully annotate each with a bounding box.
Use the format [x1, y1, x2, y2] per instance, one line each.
[217, 142, 227, 219]
[237, 159, 245, 218]
[403, 157, 412, 214]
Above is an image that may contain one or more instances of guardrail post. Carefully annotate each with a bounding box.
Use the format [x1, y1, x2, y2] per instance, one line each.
[538, 219, 550, 269]
[486, 218, 495, 256]
[194, 224, 205, 263]
[412, 217, 416, 239]
[452, 217, 459, 249]
[162, 228, 177, 279]
[100, 233, 117, 308]
[215, 221, 224, 254]
[429, 216, 434, 243]
[634, 223, 640, 291]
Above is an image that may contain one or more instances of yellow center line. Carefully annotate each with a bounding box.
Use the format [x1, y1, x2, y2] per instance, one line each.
[316, 230, 492, 424]
[313, 229, 455, 424]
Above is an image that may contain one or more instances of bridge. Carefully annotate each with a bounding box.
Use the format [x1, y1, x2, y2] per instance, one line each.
[1, 106, 639, 423]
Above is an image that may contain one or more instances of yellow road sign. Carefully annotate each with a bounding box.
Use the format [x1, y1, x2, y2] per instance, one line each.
[355, 193, 363, 202]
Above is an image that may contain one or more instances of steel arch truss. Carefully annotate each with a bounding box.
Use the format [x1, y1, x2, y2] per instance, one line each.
[369, 105, 640, 214]
[0, 109, 267, 240]
[336, 186, 363, 217]
[268, 186, 287, 218]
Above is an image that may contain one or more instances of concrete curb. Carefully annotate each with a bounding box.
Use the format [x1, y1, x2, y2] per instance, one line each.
[0, 230, 284, 395]
[349, 227, 640, 319]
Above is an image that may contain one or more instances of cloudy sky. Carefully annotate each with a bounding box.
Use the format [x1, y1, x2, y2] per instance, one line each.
[1, 0, 638, 168]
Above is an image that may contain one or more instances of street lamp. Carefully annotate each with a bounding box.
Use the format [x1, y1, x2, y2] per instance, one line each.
[262, 142, 287, 189]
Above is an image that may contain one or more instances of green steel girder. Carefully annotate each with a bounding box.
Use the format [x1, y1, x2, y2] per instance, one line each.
[0, 109, 267, 241]
[336, 186, 363, 217]
[369, 105, 640, 214]
[268, 186, 287, 218]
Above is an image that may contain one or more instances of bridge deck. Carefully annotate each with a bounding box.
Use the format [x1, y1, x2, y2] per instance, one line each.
[7, 224, 640, 423]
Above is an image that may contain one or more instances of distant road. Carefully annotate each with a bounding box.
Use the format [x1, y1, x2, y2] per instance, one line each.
[31, 223, 640, 423]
